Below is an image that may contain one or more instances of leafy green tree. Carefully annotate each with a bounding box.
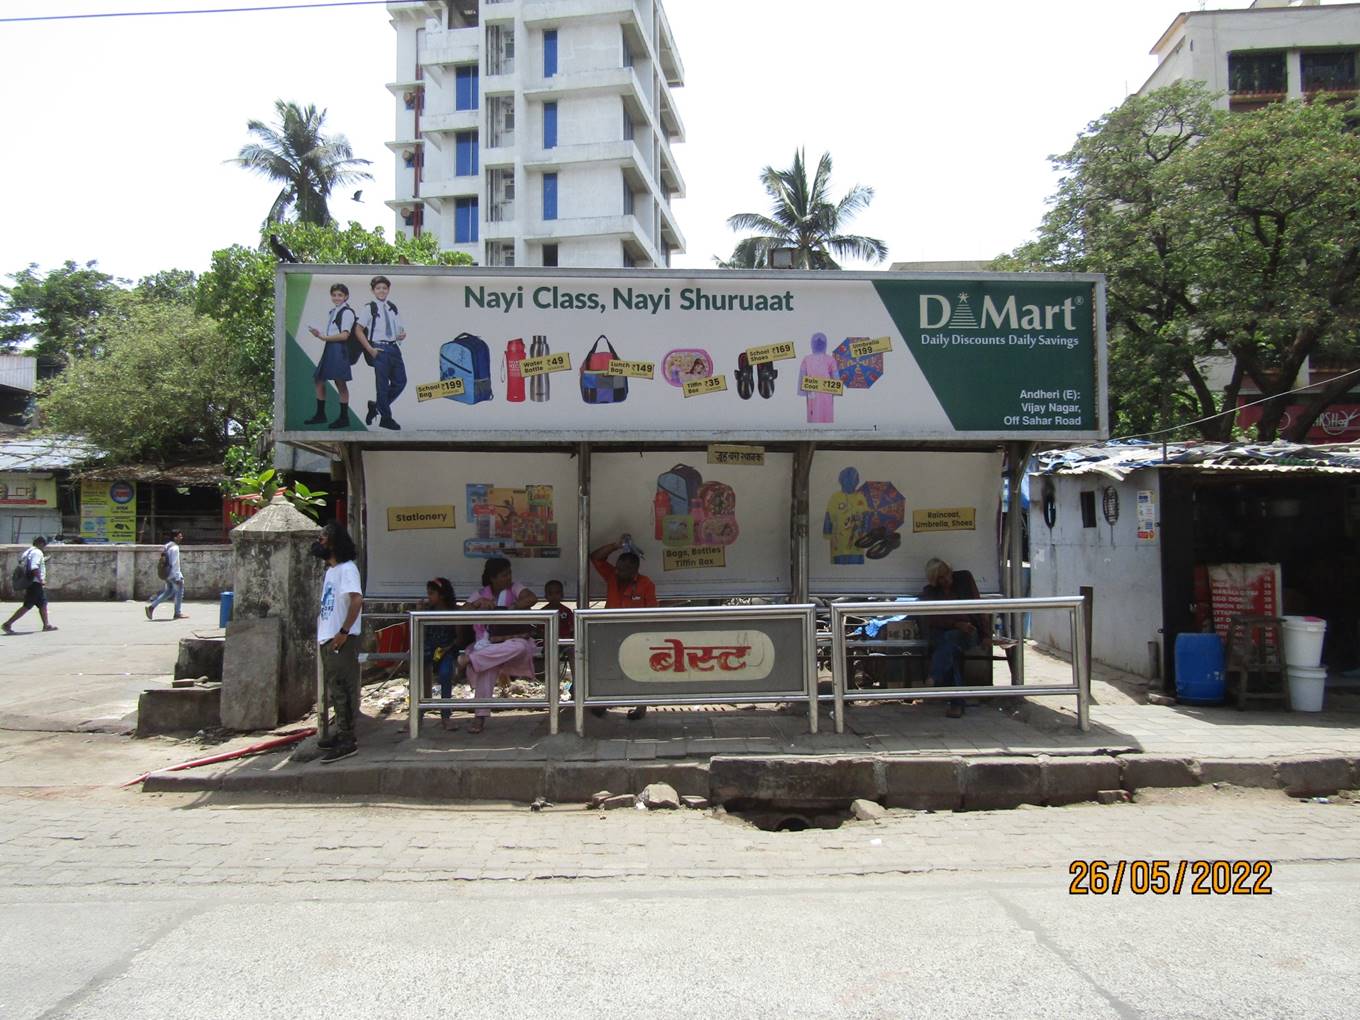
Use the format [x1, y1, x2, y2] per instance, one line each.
[135, 269, 198, 306]
[37, 293, 257, 465]
[197, 221, 473, 478]
[0, 260, 125, 364]
[726, 149, 887, 269]
[232, 100, 372, 226]
[1002, 83, 1360, 441]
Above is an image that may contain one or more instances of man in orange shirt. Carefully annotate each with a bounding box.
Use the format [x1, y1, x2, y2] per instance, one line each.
[590, 535, 658, 719]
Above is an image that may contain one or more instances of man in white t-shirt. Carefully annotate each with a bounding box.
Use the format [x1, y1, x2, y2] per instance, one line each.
[4, 537, 56, 634]
[315, 521, 364, 764]
[145, 529, 188, 621]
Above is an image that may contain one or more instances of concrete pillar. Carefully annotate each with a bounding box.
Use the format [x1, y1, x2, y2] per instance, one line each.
[226, 493, 322, 726]
[114, 546, 135, 601]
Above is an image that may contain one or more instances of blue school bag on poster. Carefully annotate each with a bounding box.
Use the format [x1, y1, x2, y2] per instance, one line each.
[440, 333, 493, 404]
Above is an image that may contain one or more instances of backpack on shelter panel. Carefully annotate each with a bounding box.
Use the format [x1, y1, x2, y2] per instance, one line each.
[440, 333, 493, 405]
[654, 464, 703, 543]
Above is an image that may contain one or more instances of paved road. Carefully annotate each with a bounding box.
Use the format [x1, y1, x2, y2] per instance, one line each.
[0, 601, 215, 732]
[3, 733, 1357, 1019]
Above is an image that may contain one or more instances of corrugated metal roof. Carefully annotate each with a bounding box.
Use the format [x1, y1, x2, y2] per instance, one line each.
[0, 435, 103, 472]
[1032, 439, 1360, 481]
[0, 355, 36, 393]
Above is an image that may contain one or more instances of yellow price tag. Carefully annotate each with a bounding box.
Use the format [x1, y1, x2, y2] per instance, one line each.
[800, 376, 844, 395]
[604, 359, 655, 379]
[521, 352, 571, 376]
[746, 341, 797, 365]
[849, 336, 892, 358]
[416, 378, 466, 401]
[683, 375, 729, 398]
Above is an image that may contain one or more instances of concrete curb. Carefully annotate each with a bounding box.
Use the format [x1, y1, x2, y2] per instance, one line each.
[139, 751, 1360, 808]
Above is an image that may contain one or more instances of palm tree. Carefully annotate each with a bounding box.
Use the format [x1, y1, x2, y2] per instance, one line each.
[233, 100, 372, 226]
[726, 149, 887, 269]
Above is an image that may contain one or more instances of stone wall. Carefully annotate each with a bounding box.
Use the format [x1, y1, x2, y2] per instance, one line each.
[0, 544, 234, 602]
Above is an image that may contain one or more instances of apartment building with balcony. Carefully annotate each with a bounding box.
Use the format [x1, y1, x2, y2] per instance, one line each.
[385, 0, 685, 268]
[1140, 0, 1360, 109]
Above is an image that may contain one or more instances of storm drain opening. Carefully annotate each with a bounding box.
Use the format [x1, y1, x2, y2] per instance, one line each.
[723, 802, 851, 831]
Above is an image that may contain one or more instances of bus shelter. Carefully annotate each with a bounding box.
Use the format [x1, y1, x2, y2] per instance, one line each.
[276, 266, 1106, 736]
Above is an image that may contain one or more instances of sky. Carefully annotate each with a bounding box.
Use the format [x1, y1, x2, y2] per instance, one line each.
[0, 0, 1266, 283]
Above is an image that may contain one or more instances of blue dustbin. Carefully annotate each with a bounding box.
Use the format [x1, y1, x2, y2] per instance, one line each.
[1174, 633, 1225, 705]
[219, 591, 234, 628]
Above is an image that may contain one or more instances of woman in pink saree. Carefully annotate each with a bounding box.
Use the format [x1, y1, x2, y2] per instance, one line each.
[457, 556, 538, 734]
[798, 332, 838, 423]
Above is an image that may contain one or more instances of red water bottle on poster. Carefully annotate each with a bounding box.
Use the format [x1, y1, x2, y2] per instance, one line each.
[653, 489, 669, 540]
[504, 338, 526, 402]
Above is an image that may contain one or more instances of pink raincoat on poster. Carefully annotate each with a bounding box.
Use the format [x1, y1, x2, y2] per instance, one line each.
[798, 332, 838, 424]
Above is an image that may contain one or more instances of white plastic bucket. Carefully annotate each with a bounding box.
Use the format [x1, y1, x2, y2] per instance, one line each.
[1287, 665, 1328, 713]
[1282, 616, 1326, 668]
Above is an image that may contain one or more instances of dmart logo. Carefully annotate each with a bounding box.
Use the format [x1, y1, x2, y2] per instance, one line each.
[919, 292, 1082, 332]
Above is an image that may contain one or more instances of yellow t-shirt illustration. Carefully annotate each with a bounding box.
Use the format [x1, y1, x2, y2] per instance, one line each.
[824, 490, 869, 562]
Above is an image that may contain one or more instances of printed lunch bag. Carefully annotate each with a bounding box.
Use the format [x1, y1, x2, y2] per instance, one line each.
[440, 333, 494, 405]
[579, 335, 628, 404]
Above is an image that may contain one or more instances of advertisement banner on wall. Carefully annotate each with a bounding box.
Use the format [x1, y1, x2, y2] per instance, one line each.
[810, 450, 1002, 595]
[362, 450, 579, 598]
[80, 479, 136, 543]
[277, 267, 1105, 443]
[0, 474, 57, 507]
[361, 450, 795, 598]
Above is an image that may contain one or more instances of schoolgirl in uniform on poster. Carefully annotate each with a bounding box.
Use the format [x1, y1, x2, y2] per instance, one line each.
[305, 283, 369, 428]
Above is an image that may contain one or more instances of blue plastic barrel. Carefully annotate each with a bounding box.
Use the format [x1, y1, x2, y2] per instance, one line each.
[1174, 633, 1225, 705]
[219, 591, 234, 628]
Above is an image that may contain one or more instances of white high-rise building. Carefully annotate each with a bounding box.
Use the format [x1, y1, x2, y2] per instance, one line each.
[386, 0, 685, 268]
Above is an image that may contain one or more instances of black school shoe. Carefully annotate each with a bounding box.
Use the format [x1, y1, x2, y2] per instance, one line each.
[379, 416, 401, 430]
[366, 400, 378, 425]
[320, 743, 357, 764]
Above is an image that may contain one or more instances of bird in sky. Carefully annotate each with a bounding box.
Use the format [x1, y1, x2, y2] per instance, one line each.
[352, 189, 364, 203]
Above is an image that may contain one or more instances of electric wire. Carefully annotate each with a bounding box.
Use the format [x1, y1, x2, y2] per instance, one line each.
[1113, 365, 1360, 441]
[0, 1, 390, 24]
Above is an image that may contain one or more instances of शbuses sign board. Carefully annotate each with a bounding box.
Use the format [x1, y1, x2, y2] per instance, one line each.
[276, 267, 1106, 442]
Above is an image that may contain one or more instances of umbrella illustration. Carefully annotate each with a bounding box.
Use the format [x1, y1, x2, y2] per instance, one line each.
[833, 337, 884, 389]
[857, 480, 905, 534]
[855, 479, 905, 559]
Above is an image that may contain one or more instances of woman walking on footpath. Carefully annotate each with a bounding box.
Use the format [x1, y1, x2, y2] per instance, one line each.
[145, 530, 188, 620]
[4, 537, 56, 634]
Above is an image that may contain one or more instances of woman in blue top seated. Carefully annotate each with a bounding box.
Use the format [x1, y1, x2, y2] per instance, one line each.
[424, 577, 472, 730]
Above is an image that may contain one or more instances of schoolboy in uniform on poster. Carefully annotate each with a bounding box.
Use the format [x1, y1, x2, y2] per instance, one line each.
[358, 275, 408, 431]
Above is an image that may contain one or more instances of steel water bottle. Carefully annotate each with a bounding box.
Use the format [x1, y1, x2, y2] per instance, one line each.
[505, 338, 527, 402]
[529, 335, 550, 402]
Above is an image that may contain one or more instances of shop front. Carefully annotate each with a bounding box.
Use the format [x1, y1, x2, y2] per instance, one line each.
[276, 266, 1106, 733]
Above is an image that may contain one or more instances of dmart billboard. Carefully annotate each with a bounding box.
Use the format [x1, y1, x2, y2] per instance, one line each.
[276, 266, 1106, 442]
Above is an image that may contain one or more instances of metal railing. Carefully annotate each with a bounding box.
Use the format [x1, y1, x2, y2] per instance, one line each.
[829, 596, 1090, 734]
[407, 610, 562, 739]
[573, 604, 819, 737]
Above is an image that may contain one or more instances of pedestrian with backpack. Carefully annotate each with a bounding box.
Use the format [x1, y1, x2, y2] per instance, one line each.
[4, 537, 56, 634]
[304, 283, 371, 428]
[145, 529, 188, 621]
[358, 275, 407, 430]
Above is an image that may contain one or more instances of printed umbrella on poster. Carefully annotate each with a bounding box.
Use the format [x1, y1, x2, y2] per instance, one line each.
[856, 480, 905, 535]
[833, 337, 884, 389]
